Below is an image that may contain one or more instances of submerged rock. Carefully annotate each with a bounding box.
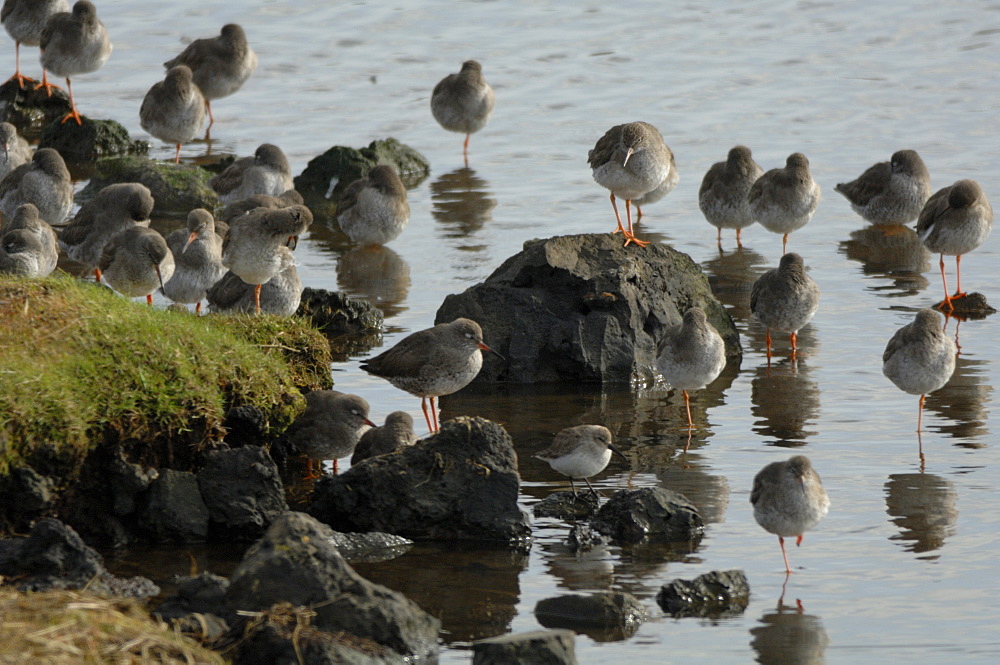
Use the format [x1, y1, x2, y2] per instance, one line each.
[534, 592, 648, 642]
[436, 233, 741, 384]
[309, 417, 531, 545]
[473, 629, 577, 665]
[656, 569, 750, 618]
[297, 287, 384, 352]
[75, 155, 217, 215]
[934, 292, 996, 319]
[39, 117, 147, 163]
[591, 487, 704, 544]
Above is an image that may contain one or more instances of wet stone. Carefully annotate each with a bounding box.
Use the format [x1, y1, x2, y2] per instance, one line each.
[196, 446, 288, 541]
[656, 569, 751, 619]
[533, 490, 600, 520]
[534, 592, 648, 642]
[154, 572, 231, 622]
[472, 629, 578, 665]
[297, 287, 384, 341]
[566, 523, 608, 553]
[329, 531, 413, 563]
[0, 79, 73, 139]
[935, 292, 996, 320]
[75, 155, 217, 216]
[140, 469, 210, 543]
[38, 117, 147, 163]
[591, 487, 705, 544]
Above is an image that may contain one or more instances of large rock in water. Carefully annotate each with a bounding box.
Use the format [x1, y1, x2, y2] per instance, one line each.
[309, 417, 531, 545]
[435, 233, 741, 383]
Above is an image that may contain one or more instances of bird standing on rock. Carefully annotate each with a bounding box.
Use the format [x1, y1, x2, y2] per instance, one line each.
[140, 65, 205, 164]
[431, 60, 495, 160]
[38, 0, 112, 124]
[589, 121, 675, 248]
[834, 149, 931, 226]
[1, 0, 67, 89]
[285, 390, 376, 477]
[748, 152, 821, 254]
[535, 425, 627, 498]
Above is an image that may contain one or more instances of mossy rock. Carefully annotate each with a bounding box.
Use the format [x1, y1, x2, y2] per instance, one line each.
[38, 117, 149, 163]
[76, 155, 217, 217]
[0, 80, 74, 141]
[293, 138, 430, 221]
[0, 274, 331, 483]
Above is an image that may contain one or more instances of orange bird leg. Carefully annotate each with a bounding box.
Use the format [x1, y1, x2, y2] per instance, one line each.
[917, 394, 926, 433]
[953, 254, 967, 298]
[463, 133, 471, 156]
[146, 294, 153, 306]
[253, 283, 262, 314]
[635, 204, 644, 221]
[937, 254, 954, 311]
[609, 193, 626, 235]
[622, 199, 650, 248]
[6, 42, 36, 88]
[94, 267, 103, 283]
[765, 328, 773, 360]
[682, 389, 694, 428]
[789, 331, 799, 359]
[205, 100, 215, 131]
[174, 143, 182, 164]
[59, 78, 83, 125]
[736, 227, 743, 248]
[782, 233, 789, 255]
[430, 396, 440, 432]
[195, 301, 202, 315]
[420, 397, 435, 434]
[778, 536, 793, 574]
[332, 459, 339, 474]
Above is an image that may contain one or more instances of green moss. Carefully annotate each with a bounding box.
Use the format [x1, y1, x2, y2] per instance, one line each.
[75, 156, 218, 217]
[0, 274, 331, 477]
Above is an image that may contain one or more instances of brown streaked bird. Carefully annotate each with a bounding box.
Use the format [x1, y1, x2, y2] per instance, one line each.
[220, 204, 311, 314]
[360, 318, 503, 434]
[336, 165, 410, 246]
[209, 143, 294, 205]
[163, 23, 257, 136]
[351, 411, 417, 466]
[0, 121, 32, 180]
[1, 0, 67, 89]
[3, 203, 57, 275]
[161, 208, 225, 314]
[38, 0, 112, 124]
[206, 254, 301, 317]
[751, 455, 829, 574]
[139, 64, 205, 164]
[218, 189, 303, 224]
[535, 425, 627, 498]
[699, 145, 764, 248]
[750, 253, 820, 361]
[431, 60, 495, 159]
[0, 147, 73, 226]
[748, 153, 821, 254]
[98, 225, 175, 306]
[58, 182, 154, 282]
[285, 390, 376, 477]
[915, 179, 992, 311]
[656, 308, 726, 441]
[835, 149, 932, 226]
[882, 309, 956, 433]
[588, 121, 675, 248]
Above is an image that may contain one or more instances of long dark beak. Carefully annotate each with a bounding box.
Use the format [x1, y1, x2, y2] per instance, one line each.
[609, 442, 628, 462]
[479, 341, 504, 361]
[154, 264, 165, 291]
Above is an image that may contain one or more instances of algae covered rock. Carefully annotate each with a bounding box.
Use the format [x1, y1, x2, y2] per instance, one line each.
[76, 155, 217, 216]
[0, 79, 73, 139]
[39, 117, 148, 162]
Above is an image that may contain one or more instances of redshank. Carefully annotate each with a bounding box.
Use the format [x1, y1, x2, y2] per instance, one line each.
[882, 309, 956, 432]
[218, 189, 303, 224]
[209, 143, 294, 205]
[285, 390, 375, 476]
[750, 253, 820, 360]
[588, 121, 675, 248]
[220, 204, 311, 314]
[1, 0, 67, 88]
[163, 23, 257, 136]
[431, 60, 495, 159]
[634, 161, 680, 220]
[206, 255, 301, 317]
[0, 227, 47, 276]
[161, 208, 225, 314]
[336, 165, 410, 246]
[4, 202, 57, 275]
[98, 225, 175, 306]
[360, 318, 502, 434]
[0, 122, 31, 180]
[915, 179, 992, 311]
[748, 153, 821, 254]
[699, 145, 764, 248]
[0, 147, 73, 226]
[38, 0, 112, 124]
[751, 455, 829, 574]
[535, 425, 627, 498]
[835, 150, 931, 226]
[351, 411, 417, 465]
[656, 308, 726, 439]
[58, 182, 154, 282]
[139, 64, 205, 164]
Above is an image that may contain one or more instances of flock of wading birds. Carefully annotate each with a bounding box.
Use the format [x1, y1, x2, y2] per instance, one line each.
[0, 2, 991, 573]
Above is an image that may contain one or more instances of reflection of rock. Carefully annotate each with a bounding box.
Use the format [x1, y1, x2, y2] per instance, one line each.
[924, 351, 991, 442]
[838, 226, 930, 297]
[703, 246, 771, 320]
[750, 601, 830, 665]
[885, 473, 958, 555]
[431, 167, 497, 236]
[337, 245, 411, 319]
[751, 360, 820, 446]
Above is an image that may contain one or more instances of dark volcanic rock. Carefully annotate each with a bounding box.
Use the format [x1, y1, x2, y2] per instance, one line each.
[435, 233, 741, 384]
[328, 531, 413, 563]
[473, 629, 577, 665]
[566, 523, 608, 553]
[294, 138, 430, 219]
[39, 117, 148, 163]
[297, 287, 384, 339]
[108, 447, 157, 516]
[0, 466, 56, 528]
[935, 291, 996, 319]
[309, 417, 531, 545]
[75, 155, 217, 215]
[591, 487, 704, 544]
[155, 572, 231, 621]
[656, 569, 750, 618]
[225, 512, 441, 661]
[0, 79, 73, 138]
[532, 490, 599, 520]
[197, 446, 288, 541]
[534, 592, 648, 642]
[141, 469, 210, 543]
[222, 404, 269, 446]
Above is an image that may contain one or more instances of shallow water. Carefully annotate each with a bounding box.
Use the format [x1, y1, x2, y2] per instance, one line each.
[36, 0, 1000, 662]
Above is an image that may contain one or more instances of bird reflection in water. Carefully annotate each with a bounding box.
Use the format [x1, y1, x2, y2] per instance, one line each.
[751, 359, 820, 447]
[430, 167, 497, 237]
[885, 472, 958, 559]
[750, 583, 830, 665]
[924, 350, 992, 446]
[702, 245, 771, 321]
[838, 225, 930, 298]
[336, 245, 411, 319]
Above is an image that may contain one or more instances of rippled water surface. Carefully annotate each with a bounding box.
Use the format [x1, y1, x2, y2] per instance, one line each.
[53, 1, 1000, 662]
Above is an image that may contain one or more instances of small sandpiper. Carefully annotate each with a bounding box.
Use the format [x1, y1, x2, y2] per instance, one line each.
[431, 60, 495, 159]
[336, 165, 410, 246]
[750, 253, 820, 360]
[656, 308, 726, 439]
[751, 455, 829, 574]
[351, 411, 417, 466]
[915, 179, 992, 311]
[38, 0, 112, 124]
[285, 390, 376, 476]
[699, 145, 764, 248]
[882, 308, 956, 432]
[748, 153, 821, 254]
[835, 149, 931, 226]
[209, 143, 294, 205]
[0, 147, 73, 226]
[589, 121, 675, 248]
[139, 64, 205, 164]
[161, 208, 225, 314]
[535, 424, 627, 498]
[360, 318, 502, 434]
[98, 226, 175, 306]
[1, 0, 68, 88]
